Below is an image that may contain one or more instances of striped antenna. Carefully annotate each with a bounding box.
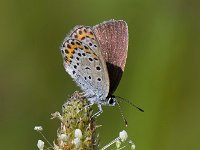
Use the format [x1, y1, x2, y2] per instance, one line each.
[116, 96, 144, 112]
[116, 100, 128, 127]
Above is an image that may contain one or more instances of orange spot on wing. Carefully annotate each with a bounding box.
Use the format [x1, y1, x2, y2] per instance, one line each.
[77, 32, 95, 41]
[84, 49, 92, 54]
[92, 53, 98, 60]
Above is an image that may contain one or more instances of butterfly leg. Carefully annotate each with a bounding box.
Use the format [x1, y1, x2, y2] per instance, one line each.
[77, 102, 93, 114]
[92, 104, 103, 118]
[79, 92, 85, 98]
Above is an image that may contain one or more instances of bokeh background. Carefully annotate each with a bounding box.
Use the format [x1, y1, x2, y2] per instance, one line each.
[0, 0, 199, 149]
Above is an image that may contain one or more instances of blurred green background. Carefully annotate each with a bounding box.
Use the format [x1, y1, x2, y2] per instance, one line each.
[0, 0, 199, 149]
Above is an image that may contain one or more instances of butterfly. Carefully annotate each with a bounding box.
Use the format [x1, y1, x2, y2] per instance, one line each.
[60, 20, 128, 117]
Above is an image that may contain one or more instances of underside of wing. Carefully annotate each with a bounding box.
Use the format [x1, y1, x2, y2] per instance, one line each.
[93, 20, 128, 95]
[60, 27, 110, 103]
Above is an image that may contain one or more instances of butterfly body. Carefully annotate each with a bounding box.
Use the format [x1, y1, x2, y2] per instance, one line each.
[60, 20, 128, 115]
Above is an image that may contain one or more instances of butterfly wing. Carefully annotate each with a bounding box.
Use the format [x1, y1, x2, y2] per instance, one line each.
[93, 20, 128, 95]
[60, 26, 110, 104]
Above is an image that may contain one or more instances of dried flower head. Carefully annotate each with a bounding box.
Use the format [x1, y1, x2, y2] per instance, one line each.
[53, 91, 98, 150]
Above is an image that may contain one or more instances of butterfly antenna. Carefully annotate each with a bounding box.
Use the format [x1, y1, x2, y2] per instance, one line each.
[116, 100, 128, 127]
[116, 96, 144, 112]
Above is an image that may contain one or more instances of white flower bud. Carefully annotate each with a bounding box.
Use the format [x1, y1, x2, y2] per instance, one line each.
[34, 126, 43, 131]
[74, 129, 82, 139]
[59, 134, 68, 142]
[37, 140, 44, 150]
[131, 144, 136, 150]
[116, 140, 121, 148]
[119, 130, 128, 142]
[73, 138, 81, 148]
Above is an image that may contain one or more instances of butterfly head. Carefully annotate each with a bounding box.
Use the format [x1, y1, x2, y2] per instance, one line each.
[106, 95, 117, 106]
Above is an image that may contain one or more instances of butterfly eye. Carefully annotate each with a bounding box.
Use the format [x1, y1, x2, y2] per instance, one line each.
[108, 97, 116, 106]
